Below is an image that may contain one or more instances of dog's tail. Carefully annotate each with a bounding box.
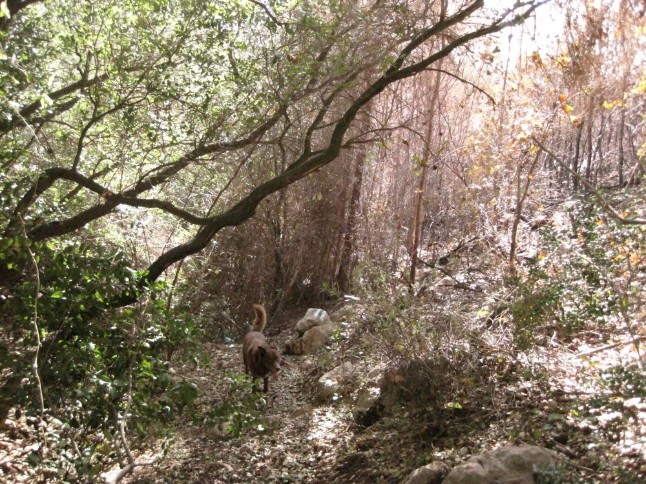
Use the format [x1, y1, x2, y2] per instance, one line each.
[251, 304, 267, 332]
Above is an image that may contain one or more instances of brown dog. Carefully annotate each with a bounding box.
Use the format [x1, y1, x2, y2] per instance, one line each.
[242, 304, 281, 392]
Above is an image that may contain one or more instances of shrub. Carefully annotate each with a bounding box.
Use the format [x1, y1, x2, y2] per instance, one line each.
[0, 238, 202, 479]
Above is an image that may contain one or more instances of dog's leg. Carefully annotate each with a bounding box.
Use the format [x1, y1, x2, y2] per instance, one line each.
[263, 376, 269, 393]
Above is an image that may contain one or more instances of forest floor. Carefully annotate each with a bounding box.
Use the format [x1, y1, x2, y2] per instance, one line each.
[1, 298, 644, 483]
[121, 301, 646, 484]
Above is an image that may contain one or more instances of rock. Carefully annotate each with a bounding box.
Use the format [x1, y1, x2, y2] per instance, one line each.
[442, 444, 557, 484]
[300, 357, 317, 372]
[303, 323, 333, 350]
[352, 366, 405, 426]
[264, 415, 282, 426]
[353, 385, 382, 426]
[316, 362, 356, 402]
[403, 461, 449, 484]
[296, 308, 332, 335]
[284, 337, 304, 355]
[443, 460, 494, 484]
[285, 323, 334, 355]
[329, 305, 355, 322]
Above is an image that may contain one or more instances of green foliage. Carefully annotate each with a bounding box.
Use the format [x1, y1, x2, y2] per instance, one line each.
[361, 290, 463, 367]
[534, 464, 567, 484]
[0, 234, 202, 479]
[598, 363, 645, 399]
[205, 373, 267, 437]
[508, 276, 562, 350]
[1, 0, 396, 474]
[0, 0, 571, 479]
[354, 260, 397, 296]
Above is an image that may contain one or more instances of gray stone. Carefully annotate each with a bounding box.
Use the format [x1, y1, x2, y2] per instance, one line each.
[352, 366, 406, 426]
[316, 362, 356, 402]
[286, 323, 334, 355]
[403, 461, 449, 484]
[295, 308, 332, 335]
[442, 444, 557, 484]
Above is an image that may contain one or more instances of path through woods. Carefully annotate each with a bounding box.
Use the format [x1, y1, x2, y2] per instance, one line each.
[121, 304, 645, 483]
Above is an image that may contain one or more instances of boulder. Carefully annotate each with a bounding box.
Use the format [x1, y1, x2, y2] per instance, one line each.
[316, 362, 356, 402]
[352, 367, 385, 425]
[285, 323, 334, 355]
[353, 385, 383, 426]
[403, 461, 449, 484]
[296, 308, 332, 335]
[442, 444, 557, 484]
[352, 366, 405, 426]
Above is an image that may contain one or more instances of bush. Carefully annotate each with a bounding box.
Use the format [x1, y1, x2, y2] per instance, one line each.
[204, 373, 267, 437]
[0, 237, 202, 479]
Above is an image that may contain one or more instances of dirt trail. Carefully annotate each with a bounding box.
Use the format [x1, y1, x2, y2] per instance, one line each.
[127, 328, 359, 483]
[123, 307, 646, 483]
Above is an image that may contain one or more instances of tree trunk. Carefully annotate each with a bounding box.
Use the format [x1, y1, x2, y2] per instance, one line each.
[619, 107, 626, 186]
[509, 152, 541, 273]
[336, 147, 366, 293]
[572, 123, 583, 192]
[409, 60, 443, 287]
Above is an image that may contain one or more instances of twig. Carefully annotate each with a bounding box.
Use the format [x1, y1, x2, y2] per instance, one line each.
[103, 366, 163, 483]
[577, 336, 646, 358]
[102, 456, 161, 484]
[103, 373, 137, 483]
[546, 437, 578, 459]
[545, 436, 596, 474]
[18, 215, 47, 455]
[246, 0, 286, 26]
[425, 67, 496, 105]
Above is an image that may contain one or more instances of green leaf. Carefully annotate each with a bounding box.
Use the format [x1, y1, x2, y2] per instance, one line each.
[0, 237, 13, 252]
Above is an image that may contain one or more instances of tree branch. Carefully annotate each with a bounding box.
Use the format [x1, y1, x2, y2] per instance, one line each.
[424, 67, 496, 105]
[246, 0, 286, 26]
[112, 0, 548, 306]
[0, 59, 175, 136]
[0, 0, 43, 31]
[14, 104, 287, 239]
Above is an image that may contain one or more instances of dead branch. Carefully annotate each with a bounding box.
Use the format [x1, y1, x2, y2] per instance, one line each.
[577, 336, 646, 358]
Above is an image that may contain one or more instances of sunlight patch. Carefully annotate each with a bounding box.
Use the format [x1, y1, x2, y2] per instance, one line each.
[307, 408, 347, 443]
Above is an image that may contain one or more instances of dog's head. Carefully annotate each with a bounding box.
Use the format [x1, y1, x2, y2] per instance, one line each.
[255, 345, 282, 380]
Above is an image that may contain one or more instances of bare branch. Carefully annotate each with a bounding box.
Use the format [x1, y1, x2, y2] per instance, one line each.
[246, 0, 286, 26]
[424, 67, 496, 105]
